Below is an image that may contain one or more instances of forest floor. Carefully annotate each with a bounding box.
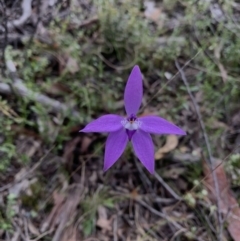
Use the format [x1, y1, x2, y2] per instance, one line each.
[0, 0, 240, 240]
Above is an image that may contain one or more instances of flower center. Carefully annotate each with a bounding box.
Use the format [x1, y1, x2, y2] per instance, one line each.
[121, 114, 141, 130]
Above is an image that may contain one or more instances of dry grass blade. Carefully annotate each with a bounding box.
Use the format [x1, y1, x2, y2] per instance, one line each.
[154, 172, 182, 201]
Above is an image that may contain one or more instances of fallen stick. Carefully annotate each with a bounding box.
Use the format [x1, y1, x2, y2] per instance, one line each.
[0, 81, 80, 118]
[8, 0, 33, 29]
[175, 60, 223, 241]
[0, 60, 80, 118]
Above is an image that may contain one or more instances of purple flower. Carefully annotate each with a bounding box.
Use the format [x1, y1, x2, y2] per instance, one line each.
[80, 65, 186, 173]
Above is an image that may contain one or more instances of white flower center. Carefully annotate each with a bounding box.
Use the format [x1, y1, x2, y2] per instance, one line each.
[121, 119, 141, 130]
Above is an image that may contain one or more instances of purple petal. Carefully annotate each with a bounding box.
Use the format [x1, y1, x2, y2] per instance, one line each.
[80, 114, 123, 133]
[139, 116, 186, 135]
[104, 128, 128, 171]
[126, 129, 136, 141]
[124, 65, 143, 116]
[131, 130, 155, 174]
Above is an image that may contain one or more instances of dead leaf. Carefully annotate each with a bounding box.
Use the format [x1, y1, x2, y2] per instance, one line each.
[60, 225, 80, 241]
[98, 206, 107, 220]
[9, 178, 37, 197]
[144, 1, 162, 23]
[179, 146, 189, 153]
[203, 159, 240, 241]
[28, 220, 40, 236]
[163, 167, 185, 179]
[40, 191, 66, 233]
[52, 185, 84, 241]
[130, 188, 140, 200]
[11, 229, 20, 241]
[80, 136, 93, 153]
[209, 119, 228, 129]
[96, 218, 111, 231]
[203, 160, 234, 213]
[41, 186, 84, 240]
[65, 57, 79, 74]
[43, 82, 71, 95]
[155, 135, 179, 160]
[96, 206, 111, 231]
[11, 125, 40, 139]
[62, 136, 81, 168]
[89, 171, 97, 183]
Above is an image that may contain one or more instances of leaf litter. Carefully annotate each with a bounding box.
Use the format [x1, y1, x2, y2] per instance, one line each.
[203, 159, 240, 241]
[1, 0, 240, 240]
[41, 184, 84, 241]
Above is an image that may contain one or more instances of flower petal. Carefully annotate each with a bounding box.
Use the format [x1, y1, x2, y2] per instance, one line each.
[131, 130, 155, 174]
[124, 65, 143, 116]
[104, 128, 128, 171]
[80, 114, 123, 133]
[139, 116, 186, 135]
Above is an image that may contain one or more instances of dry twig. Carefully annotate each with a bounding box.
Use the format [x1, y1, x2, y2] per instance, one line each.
[175, 60, 223, 241]
[136, 199, 186, 233]
[0, 60, 80, 118]
[154, 172, 182, 201]
[7, 0, 33, 29]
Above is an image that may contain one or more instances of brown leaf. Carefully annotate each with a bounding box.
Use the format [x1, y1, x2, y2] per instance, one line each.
[60, 225, 79, 241]
[28, 220, 40, 236]
[44, 82, 71, 95]
[130, 188, 140, 200]
[227, 207, 240, 241]
[11, 229, 20, 241]
[9, 177, 38, 197]
[96, 206, 111, 231]
[41, 186, 84, 240]
[80, 135, 93, 153]
[40, 191, 66, 233]
[155, 135, 179, 160]
[63, 136, 81, 166]
[96, 218, 112, 231]
[203, 160, 235, 213]
[203, 160, 240, 241]
[52, 185, 84, 241]
[11, 125, 40, 139]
